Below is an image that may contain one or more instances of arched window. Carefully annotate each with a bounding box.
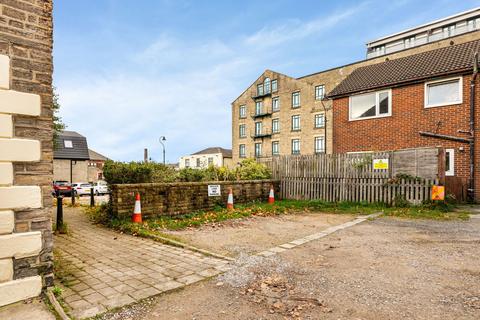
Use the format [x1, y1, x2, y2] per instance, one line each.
[264, 77, 271, 94]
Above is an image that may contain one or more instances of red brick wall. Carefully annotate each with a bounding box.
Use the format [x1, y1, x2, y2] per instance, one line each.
[333, 74, 478, 198]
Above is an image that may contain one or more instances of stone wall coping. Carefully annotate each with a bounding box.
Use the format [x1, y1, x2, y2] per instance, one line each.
[111, 179, 280, 189]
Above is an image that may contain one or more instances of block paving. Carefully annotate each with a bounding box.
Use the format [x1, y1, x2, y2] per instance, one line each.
[54, 209, 230, 319]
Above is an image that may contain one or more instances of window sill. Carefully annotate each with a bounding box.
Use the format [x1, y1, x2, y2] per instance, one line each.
[314, 126, 325, 129]
[291, 129, 301, 132]
[424, 101, 462, 109]
[292, 106, 301, 109]
[348, 113, 391, 122]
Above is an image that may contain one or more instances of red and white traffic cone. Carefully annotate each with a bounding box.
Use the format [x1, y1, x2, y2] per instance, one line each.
[268, 185, 275, 204]
[132, 193, 142, 223]
[227, 188, 234, 210]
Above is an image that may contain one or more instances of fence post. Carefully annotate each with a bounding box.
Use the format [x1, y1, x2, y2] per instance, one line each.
[90, 187, 95, 207]
[71, 189, 75, 206]
[56, 191, 63, 230]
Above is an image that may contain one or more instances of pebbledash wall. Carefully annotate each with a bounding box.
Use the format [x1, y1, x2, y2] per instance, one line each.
[110, 180, 280, 219]
[0, 1, 53, 306]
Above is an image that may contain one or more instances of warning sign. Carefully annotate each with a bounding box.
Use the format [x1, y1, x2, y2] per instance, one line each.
[373, 158, 389, 170]
[208, 185, 221, 197]
[431, 185, 445, 201]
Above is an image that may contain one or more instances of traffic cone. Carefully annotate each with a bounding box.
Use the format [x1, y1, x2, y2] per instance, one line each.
[227, 188, 234, 210]
[268, 185, 275, 204]
[132, 193, 142, 223]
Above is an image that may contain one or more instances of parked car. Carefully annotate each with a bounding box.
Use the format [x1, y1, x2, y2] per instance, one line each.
[71, 182, 93, 196]
[92, 181, 109, 195]
[52, 181, 72, 196]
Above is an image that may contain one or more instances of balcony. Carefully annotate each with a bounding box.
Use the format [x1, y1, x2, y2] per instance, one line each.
[252, 130, 272, 139]
[251, 110, 272, 119]
[252, 91, 272, 100]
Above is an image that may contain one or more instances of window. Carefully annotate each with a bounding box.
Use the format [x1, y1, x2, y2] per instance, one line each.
[272, 118, 280, 133]
[239, 124, 246, 138]
[255, 121, 262, 136]
[271, 79, 278, 92]
[264, 78, 271, 94]
[374, 45, 385, 56]
[349, 90, 391, 121]
[314, 136, 325, 154]
[404, 37, 415, 49]
[255, 143, 262, 158]
[443, 25, 455, 38]
[445, 149, 454, 176]
[64, 140, 73, 148]
[239, 105, 246, 118]
[185, 159, 190, 168]
[257, 84, 264, 96]
[291, 139, 300, 155]
[239, 144, 246, 158]
[292, 92, 300, 108]
[292, 115, 300, 131]
[315, 85, 325, 100]
[255, 101, 263, 115]
[272, 97, 280, 112]
[272, 141, 279, 155]
[196, 158, 201, 168]
[467, 18, 480, 31]
[425, 77, 462, 108]
[208, 157, 214, 166]
[314, 114, 325, 128]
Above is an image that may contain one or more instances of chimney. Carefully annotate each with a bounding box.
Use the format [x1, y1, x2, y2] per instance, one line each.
[144, 148, 148, 163]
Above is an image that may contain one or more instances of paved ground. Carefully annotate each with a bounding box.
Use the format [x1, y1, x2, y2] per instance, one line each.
[55, 208, 230, 319]
[0, 298, 55, 320]
[165, 213, 354, 257]
[98, 213, 480, 320]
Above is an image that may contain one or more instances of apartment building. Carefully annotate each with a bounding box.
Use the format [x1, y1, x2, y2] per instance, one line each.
[231, 7, 480, 164]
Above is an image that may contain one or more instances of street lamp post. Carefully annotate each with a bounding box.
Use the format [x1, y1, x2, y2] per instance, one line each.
[159, 136, 166, 165]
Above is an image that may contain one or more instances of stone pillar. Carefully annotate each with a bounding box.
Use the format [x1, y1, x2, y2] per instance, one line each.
[0, 0, 53, 307]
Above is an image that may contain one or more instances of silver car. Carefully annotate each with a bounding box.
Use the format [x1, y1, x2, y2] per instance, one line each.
[93, 181, 109, 195]
[72, 183, 93, 196]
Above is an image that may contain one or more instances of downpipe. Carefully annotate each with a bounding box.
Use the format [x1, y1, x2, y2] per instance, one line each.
[468, 52, 478, 203]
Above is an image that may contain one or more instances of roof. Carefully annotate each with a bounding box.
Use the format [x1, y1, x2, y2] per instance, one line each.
[54, 131, 90, 160]
[88, 149, 109, 161]
[329, 39, 480, 98]
[192, 147, 232, 158]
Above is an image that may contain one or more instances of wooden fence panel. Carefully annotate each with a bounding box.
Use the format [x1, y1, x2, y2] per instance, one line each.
[259, 151, 440, 204]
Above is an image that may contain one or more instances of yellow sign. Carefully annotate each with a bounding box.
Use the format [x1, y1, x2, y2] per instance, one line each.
[431, 185, 445, 201]
[373, 159, 389, 170]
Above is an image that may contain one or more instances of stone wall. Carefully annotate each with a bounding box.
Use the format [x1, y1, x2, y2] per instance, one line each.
[0, 0, 53, 306]
[110, 180, 280, 219]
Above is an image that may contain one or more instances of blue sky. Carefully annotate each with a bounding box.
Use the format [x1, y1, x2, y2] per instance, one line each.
[53, 0, 480, 162]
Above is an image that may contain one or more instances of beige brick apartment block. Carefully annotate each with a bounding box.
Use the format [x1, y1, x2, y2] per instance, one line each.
[0, 0, 54, 306]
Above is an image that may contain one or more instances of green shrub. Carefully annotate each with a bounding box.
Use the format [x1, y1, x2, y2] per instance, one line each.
[103, 160, 177, 184]
[234, 158, 271, 180]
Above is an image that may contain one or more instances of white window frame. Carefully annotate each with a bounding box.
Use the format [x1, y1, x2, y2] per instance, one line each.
[255, 101, 263, 115]
[291, 139, 300, 155]
[315, 85, 325, 100]
[239, 144, 246, 158]
[292, 92, 300, 108]
[271, 79, 278, 92]
[239, 124, 246, 138]
[64, 140, 73, 148]
[348, 89, 392, 121]
[255, 143, 262, 158]
[239, 105, 246, 118]
[445, 149, 455, 176]
[314, 136, 325, 154]
[272, 118, 280, 133]
[272, 141, 279, 155]
[424, 77, 463, 108]
[255, 121, 262, 135]
[272, 97, 280, 112]
[314, 113, 325, 128]
[185, 159, 190, 168]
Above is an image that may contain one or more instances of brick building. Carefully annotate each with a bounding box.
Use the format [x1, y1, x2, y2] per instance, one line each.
[329, 40, 480, 201]
[231, 7, 480, 164]
[0, 0, 54, 306]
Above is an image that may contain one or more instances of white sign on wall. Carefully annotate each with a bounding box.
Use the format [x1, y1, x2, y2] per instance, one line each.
[208, 185, 221, 197]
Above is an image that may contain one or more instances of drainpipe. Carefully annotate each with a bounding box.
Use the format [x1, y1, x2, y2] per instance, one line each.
[469, 52, 478, 202]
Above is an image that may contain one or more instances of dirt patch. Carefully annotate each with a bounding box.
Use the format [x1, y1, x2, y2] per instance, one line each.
[164, 213, 353, 257]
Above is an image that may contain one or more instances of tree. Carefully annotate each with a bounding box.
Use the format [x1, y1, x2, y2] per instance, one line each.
[52, 87, 65, 148]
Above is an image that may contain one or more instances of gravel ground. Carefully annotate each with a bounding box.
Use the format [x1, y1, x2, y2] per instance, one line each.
[99, 214, 480, 320]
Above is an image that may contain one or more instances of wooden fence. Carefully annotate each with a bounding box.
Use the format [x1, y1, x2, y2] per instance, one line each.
[259, 150, 441, 204]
